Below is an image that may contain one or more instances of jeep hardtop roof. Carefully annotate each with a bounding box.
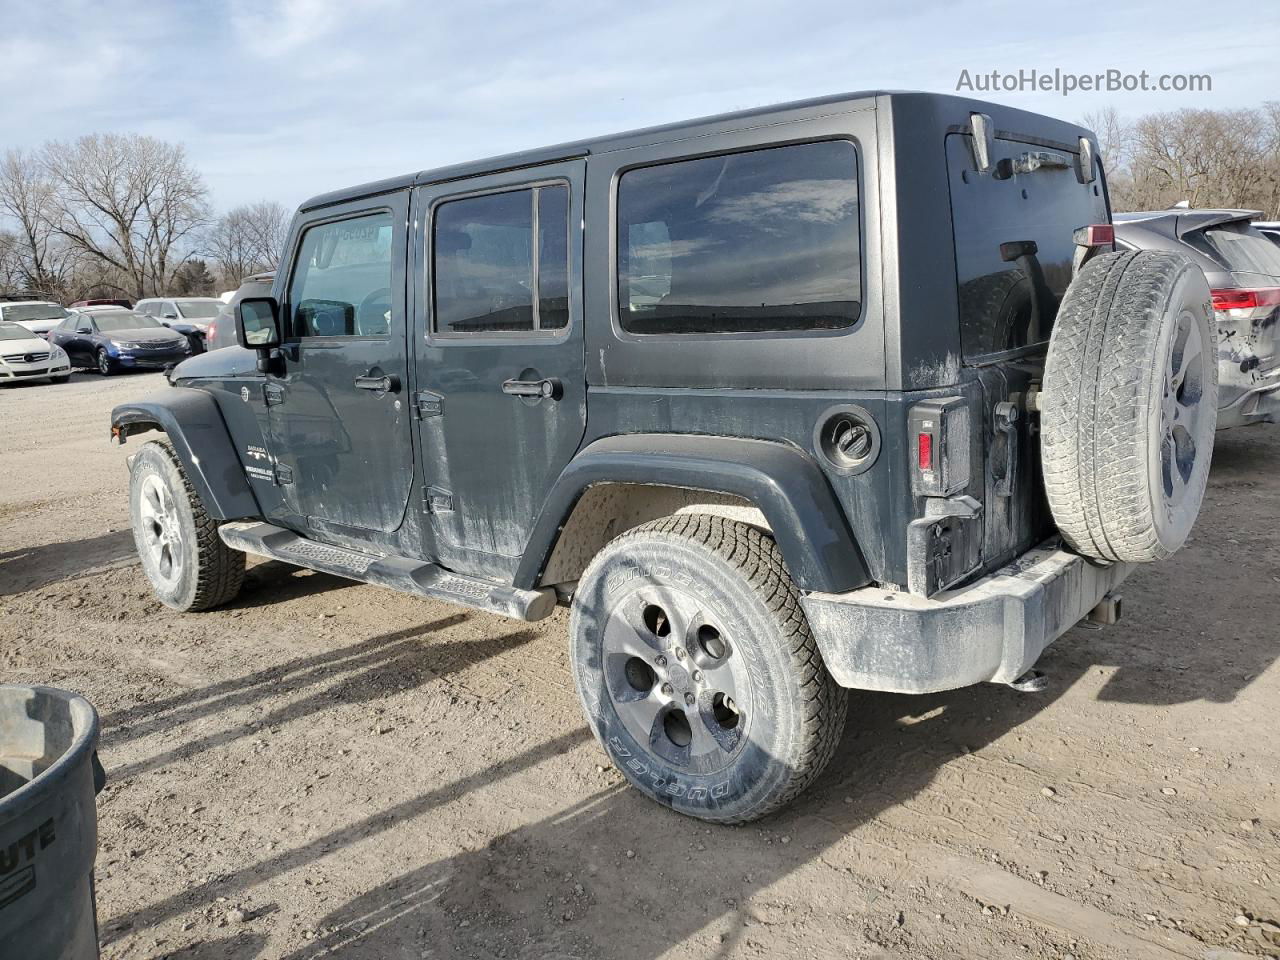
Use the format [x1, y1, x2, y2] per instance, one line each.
[299, 90, 1096, 213]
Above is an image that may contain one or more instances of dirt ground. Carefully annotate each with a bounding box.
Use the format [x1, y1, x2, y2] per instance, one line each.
[1, 370, 1278, 960]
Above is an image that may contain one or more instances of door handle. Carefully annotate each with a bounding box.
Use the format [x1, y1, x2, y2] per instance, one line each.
[354, 373, 401, 393]
[502, 377, 562, 400]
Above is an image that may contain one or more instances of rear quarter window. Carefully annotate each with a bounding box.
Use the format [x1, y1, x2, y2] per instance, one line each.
[616, 140, 861, 335]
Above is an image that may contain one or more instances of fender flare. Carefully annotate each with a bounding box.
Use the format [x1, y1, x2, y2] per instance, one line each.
[111, 388, 261, 521]
[514, 434, 869, 594]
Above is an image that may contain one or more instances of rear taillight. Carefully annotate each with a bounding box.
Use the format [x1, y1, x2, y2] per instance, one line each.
[908, 398, 970, 497]
[1210, 287, 1280, 320]
[917, 432, 934, 472]
[1072, 224, 1115, 247]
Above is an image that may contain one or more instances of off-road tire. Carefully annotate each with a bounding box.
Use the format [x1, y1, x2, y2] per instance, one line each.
[129, 439, 245, 611]
[569, 514, 847, 823]
[1042, 250, 1217, 563]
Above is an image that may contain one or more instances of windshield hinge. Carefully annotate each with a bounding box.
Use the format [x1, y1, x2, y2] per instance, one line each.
[273, 463, 294, 486]
[263, 382, 285, 406]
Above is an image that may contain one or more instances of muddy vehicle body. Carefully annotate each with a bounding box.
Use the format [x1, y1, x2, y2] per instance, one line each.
[112, 92, 1217, 822]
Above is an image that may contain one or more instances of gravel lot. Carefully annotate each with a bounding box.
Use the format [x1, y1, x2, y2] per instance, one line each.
[1, 370, 1278, 960]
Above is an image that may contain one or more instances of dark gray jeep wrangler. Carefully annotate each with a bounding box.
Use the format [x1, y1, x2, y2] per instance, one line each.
[112, 92, 1218, 823]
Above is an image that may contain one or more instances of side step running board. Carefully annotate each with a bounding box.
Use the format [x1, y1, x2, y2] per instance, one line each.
[218, 521, 557, 622]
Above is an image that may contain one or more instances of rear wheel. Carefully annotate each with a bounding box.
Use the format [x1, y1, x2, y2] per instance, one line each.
[570, 515, 847, 823]
[129, 440, 245, 610]
[1042, 250, 1217, 562]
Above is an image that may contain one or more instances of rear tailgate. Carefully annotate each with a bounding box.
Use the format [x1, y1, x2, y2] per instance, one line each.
[945, 129, 1110, 572]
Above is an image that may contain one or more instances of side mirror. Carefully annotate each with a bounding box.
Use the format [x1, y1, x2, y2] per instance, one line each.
[237, 297, 283, 373]
[237, 297, 282, 350]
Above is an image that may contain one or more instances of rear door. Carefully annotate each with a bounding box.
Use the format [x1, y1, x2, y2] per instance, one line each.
[946, 132, 1110, 568]
[410, 161, 586, 580]
[263, 193, 414, 536]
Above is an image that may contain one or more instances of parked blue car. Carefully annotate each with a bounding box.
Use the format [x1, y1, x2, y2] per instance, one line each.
[48, 309, 190, 375]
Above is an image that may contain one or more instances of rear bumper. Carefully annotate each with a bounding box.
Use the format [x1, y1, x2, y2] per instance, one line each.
[1216, 364, 1280, 429]
[801, 539, 1131, 693]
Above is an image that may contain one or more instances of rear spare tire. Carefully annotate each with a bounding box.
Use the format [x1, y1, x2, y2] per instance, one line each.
[1042, 250, 1217, 563]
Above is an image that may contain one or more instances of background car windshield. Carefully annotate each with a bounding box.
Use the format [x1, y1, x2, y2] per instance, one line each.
[93, 312, 163, 332]
[0, 324, 39, 341]
[176, 300, 220, 319]
[2, 303, 69, 322]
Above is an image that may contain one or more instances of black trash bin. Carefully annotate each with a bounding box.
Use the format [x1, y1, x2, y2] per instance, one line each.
[0, 685, 105, 960]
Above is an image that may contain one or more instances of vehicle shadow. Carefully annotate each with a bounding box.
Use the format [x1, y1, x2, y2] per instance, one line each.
[162, 667, 1092, 960]
[108, 583, 1279, 958]
[106, 617, 532, 782]
[103, 613, 469, 744]
[1089, 422, 1280, 706]
[0, 529, 135, 597]
[226, 559, 355, 610]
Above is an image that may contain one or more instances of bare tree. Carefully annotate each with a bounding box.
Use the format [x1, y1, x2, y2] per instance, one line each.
[1081, 106, 1132, 176]
[43, 133, 210, 299]
[206, 199, 289, 285]
[0, 149, 76, 295]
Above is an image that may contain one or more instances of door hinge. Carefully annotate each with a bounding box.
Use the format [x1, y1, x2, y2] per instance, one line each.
[423, 485, 453, 513]
[264, 383, 285, 406]
[413, 391, 443, 419]
[274, 463, 294, 486]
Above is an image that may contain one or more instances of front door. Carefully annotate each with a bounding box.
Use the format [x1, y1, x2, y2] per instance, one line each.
[411, 161, 587, 580]
[264, 194, 414, 535]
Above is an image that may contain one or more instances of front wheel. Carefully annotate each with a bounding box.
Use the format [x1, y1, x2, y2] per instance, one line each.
[96, 348, 115, 376]
[570, 515, 847, 823]
[129, 440, 245, 611]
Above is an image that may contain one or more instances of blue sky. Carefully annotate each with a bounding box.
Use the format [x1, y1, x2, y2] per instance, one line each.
[2, 0, 1277, 213]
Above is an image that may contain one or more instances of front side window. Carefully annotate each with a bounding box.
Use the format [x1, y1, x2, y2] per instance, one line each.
[288, 211, 394, 338]
[432, 184, 570, 335]
[617, 140, 861, 335]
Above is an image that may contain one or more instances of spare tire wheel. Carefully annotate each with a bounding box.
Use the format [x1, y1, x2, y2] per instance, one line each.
[1042, 250, 1217, 563]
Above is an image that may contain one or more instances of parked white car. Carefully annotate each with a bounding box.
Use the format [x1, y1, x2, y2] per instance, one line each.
[0, 301, 73, 338]
[0, 323, 72, 384]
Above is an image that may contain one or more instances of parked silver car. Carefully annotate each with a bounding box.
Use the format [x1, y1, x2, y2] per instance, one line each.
[1114, 209, 1280, 428]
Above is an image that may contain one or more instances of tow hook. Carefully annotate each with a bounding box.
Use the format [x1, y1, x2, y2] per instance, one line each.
[1007, 669, 1049, 693]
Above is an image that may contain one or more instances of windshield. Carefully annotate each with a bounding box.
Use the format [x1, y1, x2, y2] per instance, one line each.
[93, 312, 164, 333]
[2, 303, 68, 322]
[1199, 223, 1280, 279]
[0, 324, 39, 341]
[176, 300, 220, 319]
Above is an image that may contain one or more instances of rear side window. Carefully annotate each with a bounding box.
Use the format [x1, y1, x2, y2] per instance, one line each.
[432, 183, 570, 335]
[616, 140, 861, 335]
[288, 211, 394, 338]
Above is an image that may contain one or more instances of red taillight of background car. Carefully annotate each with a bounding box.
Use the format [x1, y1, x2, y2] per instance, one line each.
[1210, 287, 1280, 320]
